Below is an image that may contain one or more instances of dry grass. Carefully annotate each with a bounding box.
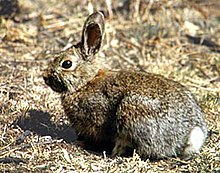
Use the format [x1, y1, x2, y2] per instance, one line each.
[0, 0, 220, 172]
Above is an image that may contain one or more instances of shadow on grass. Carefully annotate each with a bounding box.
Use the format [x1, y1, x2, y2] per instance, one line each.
[14, 109, 77, 143]
[13, 109, 114, 156]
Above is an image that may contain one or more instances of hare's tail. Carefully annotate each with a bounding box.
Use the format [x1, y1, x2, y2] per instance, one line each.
[183, 126, 207, 156]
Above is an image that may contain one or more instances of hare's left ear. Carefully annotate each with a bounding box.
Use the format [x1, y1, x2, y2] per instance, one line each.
[80, 11, 105, 60]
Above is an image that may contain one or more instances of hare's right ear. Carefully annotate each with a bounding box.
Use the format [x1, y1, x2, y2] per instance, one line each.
[79, 11, 105, 60]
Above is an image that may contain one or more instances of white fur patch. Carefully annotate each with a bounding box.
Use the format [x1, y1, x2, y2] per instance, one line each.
[184, 126, 206, 155]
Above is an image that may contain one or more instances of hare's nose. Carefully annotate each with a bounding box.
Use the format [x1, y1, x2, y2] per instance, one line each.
[43, 75, 47, 81]
[42, 72, 47, 79]
[42, 69, 52, 79]
[43, 76, 49, 85]
[42, 72, 49, 83]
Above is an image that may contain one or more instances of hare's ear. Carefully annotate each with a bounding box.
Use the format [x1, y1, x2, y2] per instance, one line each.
[80, 11, 105, 60]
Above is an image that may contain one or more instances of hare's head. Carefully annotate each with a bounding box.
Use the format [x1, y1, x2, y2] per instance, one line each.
[43, 11, 105, 93]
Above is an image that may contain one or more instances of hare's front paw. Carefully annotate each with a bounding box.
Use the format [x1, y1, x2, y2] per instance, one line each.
[111, 135, 132, 157]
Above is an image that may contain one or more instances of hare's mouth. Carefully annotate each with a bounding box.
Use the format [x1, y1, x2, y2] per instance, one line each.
[43, 75, 67, 93]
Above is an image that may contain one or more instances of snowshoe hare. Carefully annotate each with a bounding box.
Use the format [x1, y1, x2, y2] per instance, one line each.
[43, 11, 207, 159]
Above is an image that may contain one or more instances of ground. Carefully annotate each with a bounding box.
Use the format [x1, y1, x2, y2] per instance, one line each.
[0, 0, 219, 172]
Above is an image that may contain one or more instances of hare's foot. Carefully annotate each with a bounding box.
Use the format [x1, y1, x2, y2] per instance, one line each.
[183, 126, 206, 156]
[111, 136, 132, 157]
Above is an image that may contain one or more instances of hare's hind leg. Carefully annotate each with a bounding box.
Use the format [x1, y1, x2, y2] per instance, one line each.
[113, 94, 164, 158]
[114, 94, 189, 159]
[183, 126, 206, 156]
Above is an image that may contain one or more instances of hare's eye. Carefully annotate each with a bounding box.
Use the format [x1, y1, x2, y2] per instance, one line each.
[62, 60, 72, 69]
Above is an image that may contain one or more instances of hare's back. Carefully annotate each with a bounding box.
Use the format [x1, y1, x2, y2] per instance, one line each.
[111, 71, 191, 99]
[104, 71, 200, 119]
